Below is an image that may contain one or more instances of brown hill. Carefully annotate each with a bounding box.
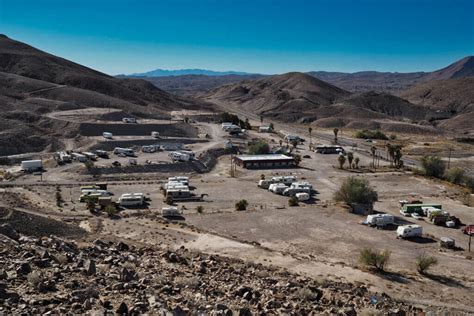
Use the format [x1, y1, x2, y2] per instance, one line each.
[0, 34, 212, 156]
[308, 56, 474, 93]
[205, 72, 350, 120]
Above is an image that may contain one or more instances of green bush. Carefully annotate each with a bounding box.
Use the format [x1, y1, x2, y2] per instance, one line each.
[248, 141, 270, 155]
[355, 129, 388, 140]
[465, 177, 474, 193]
[293, 154, 302, 166]
[359, 247, 391, 272]
[334, 177, 378, 205]
[104, 204, 118, 217]
[416, 253, 438, 275]
[420, 155, 446, 178]
[235, 199, 248, 211]
[196, 205, 204, 213]
[288, 196, 299, 207]
[444, 167, 464, 184]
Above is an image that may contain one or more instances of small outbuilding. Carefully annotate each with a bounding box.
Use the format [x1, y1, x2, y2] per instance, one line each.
[233, 154, 295, 169]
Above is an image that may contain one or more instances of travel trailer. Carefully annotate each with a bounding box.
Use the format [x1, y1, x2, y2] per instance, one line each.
[366, 214, 395, 227]
[142, 145, 160, 153]
[283, 182, 312, 196]
[168, 176, 189, 186]
[118, 193, 144, 206]
[397, 225, 423, 239]
[400, 204, 442, 217]
[95, 150, 109, 158]
[315, 145, 345, 154]
[83, 152, 98, 161]
[269, 183, 288, 194]
[169, 151, 190, 162]
[113, 147, 135, 157]
[258, 179, 274, 189]
[162, 207, 180, 217]
[102, 132, 113, 139]
[271, 176, 297, 185]
[21, 160, 43, 172]
[71, 153, 87, 162]
[296, 192, 310, 201]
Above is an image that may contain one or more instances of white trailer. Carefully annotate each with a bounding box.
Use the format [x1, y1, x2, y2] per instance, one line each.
[366, 214, 395, 227]
[168, 176, 189, 186]
[296, 192, 310, 201]
[269, 183, 288, 194]
[102, 132, 113, 139]
[258, 179, 274, 189]
[118, 193, 144, 206]
[21, 160, 43, 172]
[271, 176, 297, 186]
[397, 225, 423, 239]
[59, 152, 72, 163]
[162, 207, 180, 217]
[83, 152, 98, 161]
[221, 122, 233, 130]
[169, 151, 190, 162]
[177, 150, 195, 159]
[113, 147, 135, 157]
[71, 153, 87, 162]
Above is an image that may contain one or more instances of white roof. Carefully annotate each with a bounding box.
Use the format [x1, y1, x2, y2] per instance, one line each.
[236, 154, 293, 161]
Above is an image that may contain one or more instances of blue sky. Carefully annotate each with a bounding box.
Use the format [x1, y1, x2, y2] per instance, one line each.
[1, 0, 473, 75]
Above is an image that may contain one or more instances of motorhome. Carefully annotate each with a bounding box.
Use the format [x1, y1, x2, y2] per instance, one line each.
[177, 150, 195, 159]
[113, 147, 135, 157]
[122, 117, 136, 123]
[102, 132, 113, 139]
[168, 176, 189, 186]
[166, 188, 191, 199]
[71, 153, 87, 162]
[162, 207, 180, 217]
[95, 150, 109, 158]
[118, 193, 144, 206]
[83, 152, 98, 161]
[21, 160, 43, 172]
[169, 151, 190, 162]
[400, 204, 442, 217]
[271, 176, 297, 186]
[269, 183, 288, 194]
[151, 131, 160, 138]
[366, 214, 395, 227]
[397, 225, 423, 239]
[315, 145, 345, 154]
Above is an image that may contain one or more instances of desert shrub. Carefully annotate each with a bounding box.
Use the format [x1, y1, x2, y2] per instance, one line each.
[104, 204, 118, 217]
[337, 155, 346, 169]
[420, 155, 445, 178]
[465, 177, 474, 193]
[27, 271, 43, 289]
[248, 141, 270, 155]
[295, 287, 319, 301]
[235, 199, 248, 211]
[355, 129, 388, 140]
[444, 167, 464, 184]
[175, 276, 200, 289]
[293, 154, 301, 166]
[416, 253, 438, 275]
[334, 177, 378, 205]
[389, 134, 397, 140]
[288, 196, 299, 207]
[196, 205, 204, 213]
[165, 195, 173, 205]
[359, 247, 391, 272]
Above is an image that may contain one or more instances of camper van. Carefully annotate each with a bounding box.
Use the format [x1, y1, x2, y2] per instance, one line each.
[83, 152, 98, 161]
[269, 183, 288, 194]
[169, 151, 190, 162]
[397, 225, 423, 239]
[102, 132, 113, 139]
[366, 214, 395, 227]
[162, 207, 180, 217]
[168, 176, 189, 186]
[118, 193, 144, 206]
[113, 147, 135, 157]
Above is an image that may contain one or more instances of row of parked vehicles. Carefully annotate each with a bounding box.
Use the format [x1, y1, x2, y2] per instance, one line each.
[258, 175, 312, 201]
[399, 201, 461, 228]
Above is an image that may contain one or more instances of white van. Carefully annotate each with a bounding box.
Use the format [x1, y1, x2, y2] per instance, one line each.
[397, 225, 423, 239]
[269, 183, 288, 194]
[366, 214, 395, 227]
[162, 207, 180, 217]
[118, 193, 144, 206]
[113, 147, 135, 157]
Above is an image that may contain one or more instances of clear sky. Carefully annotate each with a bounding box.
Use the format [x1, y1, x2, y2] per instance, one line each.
[1, 0, 473, 75]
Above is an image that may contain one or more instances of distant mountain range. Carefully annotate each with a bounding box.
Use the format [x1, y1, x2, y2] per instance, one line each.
[125, 68, 258, 77]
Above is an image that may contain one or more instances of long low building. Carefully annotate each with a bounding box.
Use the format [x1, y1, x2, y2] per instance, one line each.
[233, 154, 295, 169]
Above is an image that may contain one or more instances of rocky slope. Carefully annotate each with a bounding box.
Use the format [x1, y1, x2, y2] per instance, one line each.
[0, 226, 419, 315]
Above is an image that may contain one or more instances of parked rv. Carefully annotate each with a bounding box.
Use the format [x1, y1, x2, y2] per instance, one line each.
[102, 132, 113, 139]
[400, 204, 442, 217]
[95, 150, 109, 158]
[258, 179, 274, 189]
[221, 122, 233, 130]
[118, 193, 144, 206]
[366, 214, 395, 227]
[113, 147, 135, 157]
[315, 145, 345, 154]
[397, 225, 423, 239]
[271, 176, 297, 186]
[166, 188, 191, 199]
[269, 183, 288, 194]
[283, 182, 312, 196]
[58, 152, 72, 163]
[122, 117, 137, 123]
[296, 192, 310, 201]
[177, 150, 195, 159]
[71, 153, 87, 162]
[169, 151, 190, 162]
[21, 160, 43, 172]
[151, 131, 160, 138]
[83, 152, 98, 161]
[142, 145, 160, 153]
[168, 176, 189, 186]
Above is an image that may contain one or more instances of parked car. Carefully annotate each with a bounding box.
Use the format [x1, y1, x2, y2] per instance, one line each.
[462, 225, 474, 235]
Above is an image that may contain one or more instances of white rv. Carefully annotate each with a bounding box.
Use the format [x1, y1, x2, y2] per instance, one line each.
[224, 124, 242, 133]
[118, 193, 144, 206]
[162, 207, 180, 217]
[169, 151, 190, 162]
[269, 183, 288, 194]
[271, 176, 297, 186]
[151, 131, 160, 138]
[21, 160, 43, 172]
[71, 153, 87, 162]
[83, 152, 98, 161]
[177, 150, 195, 159]
[283, 182, 312, 196]
[258, 179, 274, 189]
[397, 225, 423, 239]
[168, 176, 189, 186]
[58, 152, 72, 163]
[113, 147, 135, 157]
[221, 122, 233, 130]
[296, 192, 310, 201]
[102, 132, 113, 139]
[366, 214, 395, 227]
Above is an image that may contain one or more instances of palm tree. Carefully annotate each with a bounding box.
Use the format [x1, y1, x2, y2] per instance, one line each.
[354, 157, 360, 169]
[386, 144, 395, 167]
[333, 128, 339, 144]
[338, 155, 346, 169]
[347, 152, 354, 169]
[370, 146, 377, 169]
